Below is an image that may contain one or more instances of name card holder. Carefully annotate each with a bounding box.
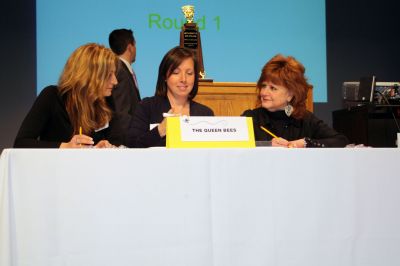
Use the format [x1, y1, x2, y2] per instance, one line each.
[166, 116, 255, 148]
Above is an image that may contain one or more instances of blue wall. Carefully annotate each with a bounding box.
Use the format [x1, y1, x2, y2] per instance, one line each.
[37, 0, 327, 102]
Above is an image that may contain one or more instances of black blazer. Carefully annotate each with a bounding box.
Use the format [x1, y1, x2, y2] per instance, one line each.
[113, 60, 141, 136]
[242, 108, 349, 147]
[126, 95, 214, 147]
[14, 86, 123, 148]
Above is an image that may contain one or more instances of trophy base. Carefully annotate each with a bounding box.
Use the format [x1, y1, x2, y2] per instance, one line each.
[199, 78, 213, 82]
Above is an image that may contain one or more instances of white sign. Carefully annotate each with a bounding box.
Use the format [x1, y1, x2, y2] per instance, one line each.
[180, 116, 249, 142]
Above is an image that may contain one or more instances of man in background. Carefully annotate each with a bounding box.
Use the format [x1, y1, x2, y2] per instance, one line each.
[109, 29, 141, 141]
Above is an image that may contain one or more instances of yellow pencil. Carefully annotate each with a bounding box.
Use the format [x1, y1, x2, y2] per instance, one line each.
[79, 126, 82, 146]
[260, 126, 279, 139]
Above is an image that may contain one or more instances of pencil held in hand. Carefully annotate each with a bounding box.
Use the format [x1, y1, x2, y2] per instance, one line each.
[260, 126, 279, 139]
[79, 126, 82, 147]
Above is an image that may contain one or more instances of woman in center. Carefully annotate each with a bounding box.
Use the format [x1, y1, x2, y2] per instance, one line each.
[126, 46, 214, 147]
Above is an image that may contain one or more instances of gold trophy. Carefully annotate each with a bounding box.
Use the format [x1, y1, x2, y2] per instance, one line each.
[181, 5, 195, 23]
[180, 5, 207, 79]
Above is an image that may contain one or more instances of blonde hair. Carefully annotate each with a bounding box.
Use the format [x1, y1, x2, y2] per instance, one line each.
[58, 43, 118, 135]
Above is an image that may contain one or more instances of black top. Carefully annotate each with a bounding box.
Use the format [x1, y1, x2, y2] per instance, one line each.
[14, 86, 123, 148]
[242, 108, 349, 147]
[126, 95, 214, 147]
[112, 60, 141, 140]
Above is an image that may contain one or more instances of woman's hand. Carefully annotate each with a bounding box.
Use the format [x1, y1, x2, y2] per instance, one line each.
[157, 108, 177, 137]
[158, 106, 189, 137]
[59, 134, 94, 148]
[287, 138, 306, 148]
[271, 137, 306, 148]
[95, 140, 115, 148]
[271, 137, 290, 147]
[158, 118, 167, 137]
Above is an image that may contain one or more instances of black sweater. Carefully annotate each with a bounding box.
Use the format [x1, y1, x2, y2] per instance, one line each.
[242, 108, 348, 147]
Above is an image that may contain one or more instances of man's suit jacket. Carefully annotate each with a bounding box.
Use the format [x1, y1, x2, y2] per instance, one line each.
[113, 59, 141, 138]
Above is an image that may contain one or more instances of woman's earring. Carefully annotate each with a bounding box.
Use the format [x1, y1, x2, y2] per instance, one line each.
[285, 102, 293, 117]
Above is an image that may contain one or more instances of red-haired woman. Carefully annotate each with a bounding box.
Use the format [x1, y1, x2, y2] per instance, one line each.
[242, 54, 348, 148]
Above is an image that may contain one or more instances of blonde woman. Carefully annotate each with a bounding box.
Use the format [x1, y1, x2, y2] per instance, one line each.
[14, 43, 122, 148]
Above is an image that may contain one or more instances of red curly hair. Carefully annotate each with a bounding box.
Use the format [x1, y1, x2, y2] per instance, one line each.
[256, 54, 312, 119]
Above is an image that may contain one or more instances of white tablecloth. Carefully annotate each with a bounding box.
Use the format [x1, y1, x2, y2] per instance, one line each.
[1, 148, 400, 266]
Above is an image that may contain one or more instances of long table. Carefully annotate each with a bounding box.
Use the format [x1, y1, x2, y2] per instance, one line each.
[1, 148, 400, 266]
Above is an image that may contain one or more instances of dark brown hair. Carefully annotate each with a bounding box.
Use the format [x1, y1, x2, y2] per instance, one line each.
[109, 29, 135, 55]
[155, 46, 198, 100]
[257, 54, 312, 118]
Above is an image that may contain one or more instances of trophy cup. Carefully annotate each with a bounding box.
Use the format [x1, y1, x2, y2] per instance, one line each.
[180, 5, 208, 80]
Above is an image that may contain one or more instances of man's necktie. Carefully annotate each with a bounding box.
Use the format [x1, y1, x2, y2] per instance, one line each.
[131, 69, 139, 89]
